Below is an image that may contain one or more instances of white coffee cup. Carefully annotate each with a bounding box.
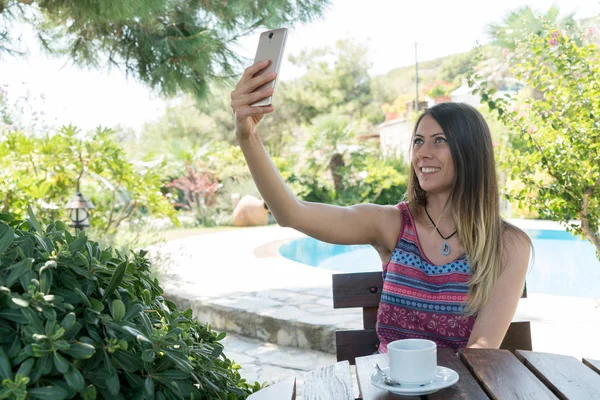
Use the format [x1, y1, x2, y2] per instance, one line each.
[388, 339, 437, 386]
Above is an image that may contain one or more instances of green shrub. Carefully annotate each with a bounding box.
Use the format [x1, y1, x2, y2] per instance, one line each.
[0, 127, 176, 235]
[285, 149, 409, 207]
[340, 152, 409, 206]
[0, 209, 261, 399]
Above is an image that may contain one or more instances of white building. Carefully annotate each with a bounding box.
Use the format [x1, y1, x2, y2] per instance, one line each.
[378, 118, 413, 161]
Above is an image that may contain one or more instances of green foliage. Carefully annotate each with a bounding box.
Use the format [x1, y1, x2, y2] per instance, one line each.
[337, 151, 409, 206]
[0, 86, 12, 127]
[381, 94, 412, 116]
[0, 212, 261, 399]
[129, 38, 412, 218]
[136, 99, 223, 160]
[0, 126, 176, 234]
[288, 150, 408, 207]
[134, 86, 239, 162]
[136, 139, 257, 228]
[437, 52, 479, 86]
[371, 50, 481, 104]
[0, 0, 330, 100]
[284, 39, 377, 123]
[199, 143, 258, 225]
[171, 141, 255, 227]
[133, 39, 383, 161]
[470, 24, 600, 257]
[165, 162, 221, 226]
[424, 80, 456, 99]
[304, 114, 360, 194]
[284, 123, 409, 206]
[487, 5, 579, 51]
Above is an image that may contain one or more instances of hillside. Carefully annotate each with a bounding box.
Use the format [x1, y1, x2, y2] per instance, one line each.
[372, 13, 599, 103]
[371, 45, 495, 103]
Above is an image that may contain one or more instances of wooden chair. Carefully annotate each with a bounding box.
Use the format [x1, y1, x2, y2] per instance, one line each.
[332, 271, 532, 365]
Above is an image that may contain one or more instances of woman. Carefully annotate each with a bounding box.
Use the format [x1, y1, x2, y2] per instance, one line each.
[230, 61, 531, 351]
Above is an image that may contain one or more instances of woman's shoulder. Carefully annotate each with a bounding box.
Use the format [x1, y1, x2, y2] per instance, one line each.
[501, 221, 532, 271]
[502, 221, 531, 246]
[372, 203, 404, 253]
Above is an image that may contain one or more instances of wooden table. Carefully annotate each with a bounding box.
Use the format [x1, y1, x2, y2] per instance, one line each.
[354, 349, 600, 400]
[253, 350, 600, 400]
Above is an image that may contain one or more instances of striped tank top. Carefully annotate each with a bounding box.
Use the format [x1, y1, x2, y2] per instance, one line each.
[376, 202, 476, 352]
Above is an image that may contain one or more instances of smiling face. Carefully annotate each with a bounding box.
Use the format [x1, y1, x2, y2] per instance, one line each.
[411, 114, 455, 195]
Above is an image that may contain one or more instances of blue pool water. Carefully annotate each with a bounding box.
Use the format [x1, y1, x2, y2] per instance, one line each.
[278, 228, 600, 299]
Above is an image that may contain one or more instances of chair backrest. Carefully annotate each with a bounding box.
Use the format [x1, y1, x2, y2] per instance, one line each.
[332, 271, 532, 365]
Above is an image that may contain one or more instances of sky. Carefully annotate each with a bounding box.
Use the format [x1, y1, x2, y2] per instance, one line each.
[0, 0, 598, 133]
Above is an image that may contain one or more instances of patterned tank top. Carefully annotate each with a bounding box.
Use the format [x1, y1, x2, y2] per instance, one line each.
[376, 202, 477, 352]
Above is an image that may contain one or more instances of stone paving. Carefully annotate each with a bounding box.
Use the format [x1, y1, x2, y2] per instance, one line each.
[152, 226, 361, 354]
[150, 224, 600, 390]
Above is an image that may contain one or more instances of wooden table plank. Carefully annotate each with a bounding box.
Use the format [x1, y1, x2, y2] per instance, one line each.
[355, 349, 488, 400]
[427, 348, 489, 400]
[516, 351, 600, 400]
[303, 360, 354, 400]
[354, 353, 420, 400]
[584, 358, 600, 375]
[248, 378, 296, 400]
[460, 349, 558, 399]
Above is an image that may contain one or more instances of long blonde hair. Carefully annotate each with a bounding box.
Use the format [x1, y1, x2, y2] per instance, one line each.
[407, 102, 528, 315]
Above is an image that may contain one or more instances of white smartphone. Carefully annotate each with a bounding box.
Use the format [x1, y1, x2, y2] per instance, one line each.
[250, 28, 288, 107]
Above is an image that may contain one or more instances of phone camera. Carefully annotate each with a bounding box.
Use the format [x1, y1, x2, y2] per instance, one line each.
[269, 32, 274, 39]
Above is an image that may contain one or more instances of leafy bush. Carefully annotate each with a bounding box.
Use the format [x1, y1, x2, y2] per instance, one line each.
[0, 127, 176, 235]
[280, 148, 409, 207]
[424, 80, 456, 99]
[471, 23, 600, 257]
[336, 150, 409, 206]
[158, 141, 256, 227]
[0, 209, 260, 399]
[165, 162, 221, 226]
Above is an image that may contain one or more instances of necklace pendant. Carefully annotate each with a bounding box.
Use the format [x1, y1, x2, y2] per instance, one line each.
[441, 241, 451, 256]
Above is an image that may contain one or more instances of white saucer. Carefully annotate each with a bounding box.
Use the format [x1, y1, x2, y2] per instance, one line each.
[369, 366, 459, 396]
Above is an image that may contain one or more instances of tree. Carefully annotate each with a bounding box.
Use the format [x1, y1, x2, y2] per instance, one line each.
[424, 80, 456, 99]
[136, 96, 226, 160]
[0, 85, 11, 127]
[437, 52, 479, 86]
[166, 161, 221, 226]
[0, 126, 176, 234]
[471, 23, 600, 258]
[284, 39, 376, 122]
[485, 5, 581, 100]
[487, 5, 579, 51]
[0, 0, 331, 100]
[305, 114, 357, 194]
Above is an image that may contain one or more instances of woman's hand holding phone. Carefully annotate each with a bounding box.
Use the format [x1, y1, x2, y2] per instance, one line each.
[230, 61, 277, 141]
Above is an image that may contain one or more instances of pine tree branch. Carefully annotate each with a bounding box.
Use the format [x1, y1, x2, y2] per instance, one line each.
[225, 18, 266, 44]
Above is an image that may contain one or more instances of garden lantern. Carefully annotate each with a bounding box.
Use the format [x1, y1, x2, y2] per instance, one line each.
[65, 192, 94, 230]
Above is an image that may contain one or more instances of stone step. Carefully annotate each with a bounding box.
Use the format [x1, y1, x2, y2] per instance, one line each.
[165, 288, 363, 354]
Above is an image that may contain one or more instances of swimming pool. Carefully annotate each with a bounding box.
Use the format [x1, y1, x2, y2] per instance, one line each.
[278, 227, 600, 299]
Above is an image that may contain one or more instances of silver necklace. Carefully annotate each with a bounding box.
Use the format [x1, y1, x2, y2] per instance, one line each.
[424, 207, 457, 256]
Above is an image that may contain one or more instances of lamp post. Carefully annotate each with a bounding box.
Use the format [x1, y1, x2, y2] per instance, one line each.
[65, 167, 94, 230]
[65, 192, 94, 230]
[414, 42, 420, 113]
